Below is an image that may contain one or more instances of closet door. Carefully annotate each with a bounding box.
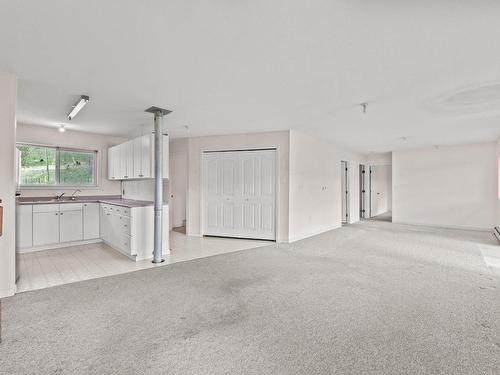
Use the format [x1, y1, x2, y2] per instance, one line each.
[203, 152, 240, 238]
[203, 150, 276, 240]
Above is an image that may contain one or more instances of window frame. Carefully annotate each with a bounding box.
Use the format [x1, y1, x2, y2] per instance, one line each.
[17, 143, 99, 189]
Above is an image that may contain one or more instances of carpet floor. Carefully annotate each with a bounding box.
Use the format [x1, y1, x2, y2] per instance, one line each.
[1, 220, 499, 374]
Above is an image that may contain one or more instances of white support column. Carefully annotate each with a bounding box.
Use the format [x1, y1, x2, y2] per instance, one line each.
[145, 106, 171, 263]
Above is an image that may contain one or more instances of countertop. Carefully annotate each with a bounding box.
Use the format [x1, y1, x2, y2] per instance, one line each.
[17, 195, 155, 208]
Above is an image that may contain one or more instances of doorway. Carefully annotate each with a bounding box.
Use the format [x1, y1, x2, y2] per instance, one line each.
[359, 164, 368, 219]
[202, 149, 277, 240]
[341, 161, 349, 224]
[368, 165, 392, 221]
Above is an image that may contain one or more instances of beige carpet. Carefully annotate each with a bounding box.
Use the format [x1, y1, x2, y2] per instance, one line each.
[1, 220, 499, 374]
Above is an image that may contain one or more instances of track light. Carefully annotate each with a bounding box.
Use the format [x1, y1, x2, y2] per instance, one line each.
[68, 95, 89, 120]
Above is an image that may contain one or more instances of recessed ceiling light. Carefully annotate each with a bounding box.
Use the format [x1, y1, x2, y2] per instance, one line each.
[68, 95, 89, 120]
[59, 124, 66, 132]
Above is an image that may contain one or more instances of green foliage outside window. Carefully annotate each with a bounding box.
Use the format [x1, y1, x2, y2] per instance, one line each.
[17, 144, 97, 186]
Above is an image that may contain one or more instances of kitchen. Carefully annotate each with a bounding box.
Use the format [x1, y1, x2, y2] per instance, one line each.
[14, 121, 171, 291]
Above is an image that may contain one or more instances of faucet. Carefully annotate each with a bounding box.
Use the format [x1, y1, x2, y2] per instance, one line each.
[71, 189, 82, 200]
[56, 192, 66, 200]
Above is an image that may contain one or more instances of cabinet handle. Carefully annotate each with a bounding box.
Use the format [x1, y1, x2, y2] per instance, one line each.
[124, 176, 128, 178]
[55, 213, 58, 215]
[60, 213, 64, 215]
[139, 174, 143, 177]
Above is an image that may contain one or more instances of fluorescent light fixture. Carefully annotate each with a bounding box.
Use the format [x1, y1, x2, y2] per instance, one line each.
[68, 95, 89, 120]
[59, 124, 66, 132]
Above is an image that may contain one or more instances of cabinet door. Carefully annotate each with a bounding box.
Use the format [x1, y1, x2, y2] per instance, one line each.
[141, 134, 152, 178]
[125, 140, 134, 179]
[119, 144, 127, 179]
[108, 147, 117, 180]
[33, 212, 60, 247]
[101, 206, 111, 243]
[16, 205, 33, 249]
[83, 203, 100, 240]
[60, 210, 83, 243]
[133, 137, 143, 178]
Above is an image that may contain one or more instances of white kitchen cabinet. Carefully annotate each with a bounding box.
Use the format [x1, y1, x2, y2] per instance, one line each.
[59, 209, 83, 243]
[16, 205, 33, 249]
[108, 146, 118, 180]
[141, 134, 152, 178]
[83, 203, 100, 240]
[107, 134, 168, 181]
[99, 203, 169, 261]
[133, 137, 143, 178]
[118, 141, 134, 180]
[119, 143, 127, 179]
[133, 134, 154, 179]
[33, 211, 60, 247]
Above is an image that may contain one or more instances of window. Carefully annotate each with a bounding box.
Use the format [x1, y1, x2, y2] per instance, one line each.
[17, 144, 97, 187]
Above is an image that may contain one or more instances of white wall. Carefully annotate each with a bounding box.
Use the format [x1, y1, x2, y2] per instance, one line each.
[370, 165, 392, 216]
[169, 138, 188, 228]
[497, 138, 500, 227]
[17, 123, 126, 197]
[0, 73, 17, 298]
[288, 131, 366, 242]
[367, 152, 392, 166]
[186, 131, 290, 242]
[393, 142, 498, 231]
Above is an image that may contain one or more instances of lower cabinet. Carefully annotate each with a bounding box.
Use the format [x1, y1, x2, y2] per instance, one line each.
[83, 203, 100, 240]
[59, 210, 83, 243]
[33, 211, 60, 247]
[19, 203, 99, 251]
[100, 203, 169, 261]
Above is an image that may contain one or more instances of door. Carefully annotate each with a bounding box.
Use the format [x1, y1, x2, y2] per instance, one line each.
[359, 164, 367, 219]
[370, 165, 392, 217]
[33, 212, 60, 246]
[341, 161, 349, 224]
[203, 149, 276, 240]
[169, 150, 187, 228]
[83, 203, 100, 240]
[60, 210, 83, 243]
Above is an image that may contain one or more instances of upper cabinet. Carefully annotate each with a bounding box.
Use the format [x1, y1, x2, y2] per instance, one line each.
[108, 134, 169, 180]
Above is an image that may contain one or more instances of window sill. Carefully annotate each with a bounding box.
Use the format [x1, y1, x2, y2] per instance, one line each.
[20, 186, 100, 190]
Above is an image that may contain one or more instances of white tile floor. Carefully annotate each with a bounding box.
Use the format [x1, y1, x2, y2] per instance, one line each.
[16, 230, 271, 293]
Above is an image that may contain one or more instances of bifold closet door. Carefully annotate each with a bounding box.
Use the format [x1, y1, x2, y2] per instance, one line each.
[203, 150, 276, 240]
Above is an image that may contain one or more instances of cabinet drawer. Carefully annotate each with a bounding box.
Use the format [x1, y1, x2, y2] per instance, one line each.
[33, 204, 60, 213]
[119, 216, 132, 236]
[117, 215, 131, 235]
[120, 234, 134, 255]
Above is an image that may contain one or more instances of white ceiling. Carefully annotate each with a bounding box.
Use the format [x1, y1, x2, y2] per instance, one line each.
[1, 0, 500, 152]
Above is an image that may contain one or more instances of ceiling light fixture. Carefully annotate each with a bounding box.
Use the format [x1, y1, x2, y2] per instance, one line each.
[68, 95, 90, 120]
[361, 102, 368, 114]
[59, 124, 66, 132]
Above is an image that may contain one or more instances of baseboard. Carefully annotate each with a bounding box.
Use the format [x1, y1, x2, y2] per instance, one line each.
[289, 224, 341, 243]
[0, 287, 16, 299]
[392, 220, 492, 233]
[17, 239, 103, 254]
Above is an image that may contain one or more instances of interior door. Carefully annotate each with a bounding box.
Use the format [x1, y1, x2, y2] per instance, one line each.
[203, 149, 276, 240]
